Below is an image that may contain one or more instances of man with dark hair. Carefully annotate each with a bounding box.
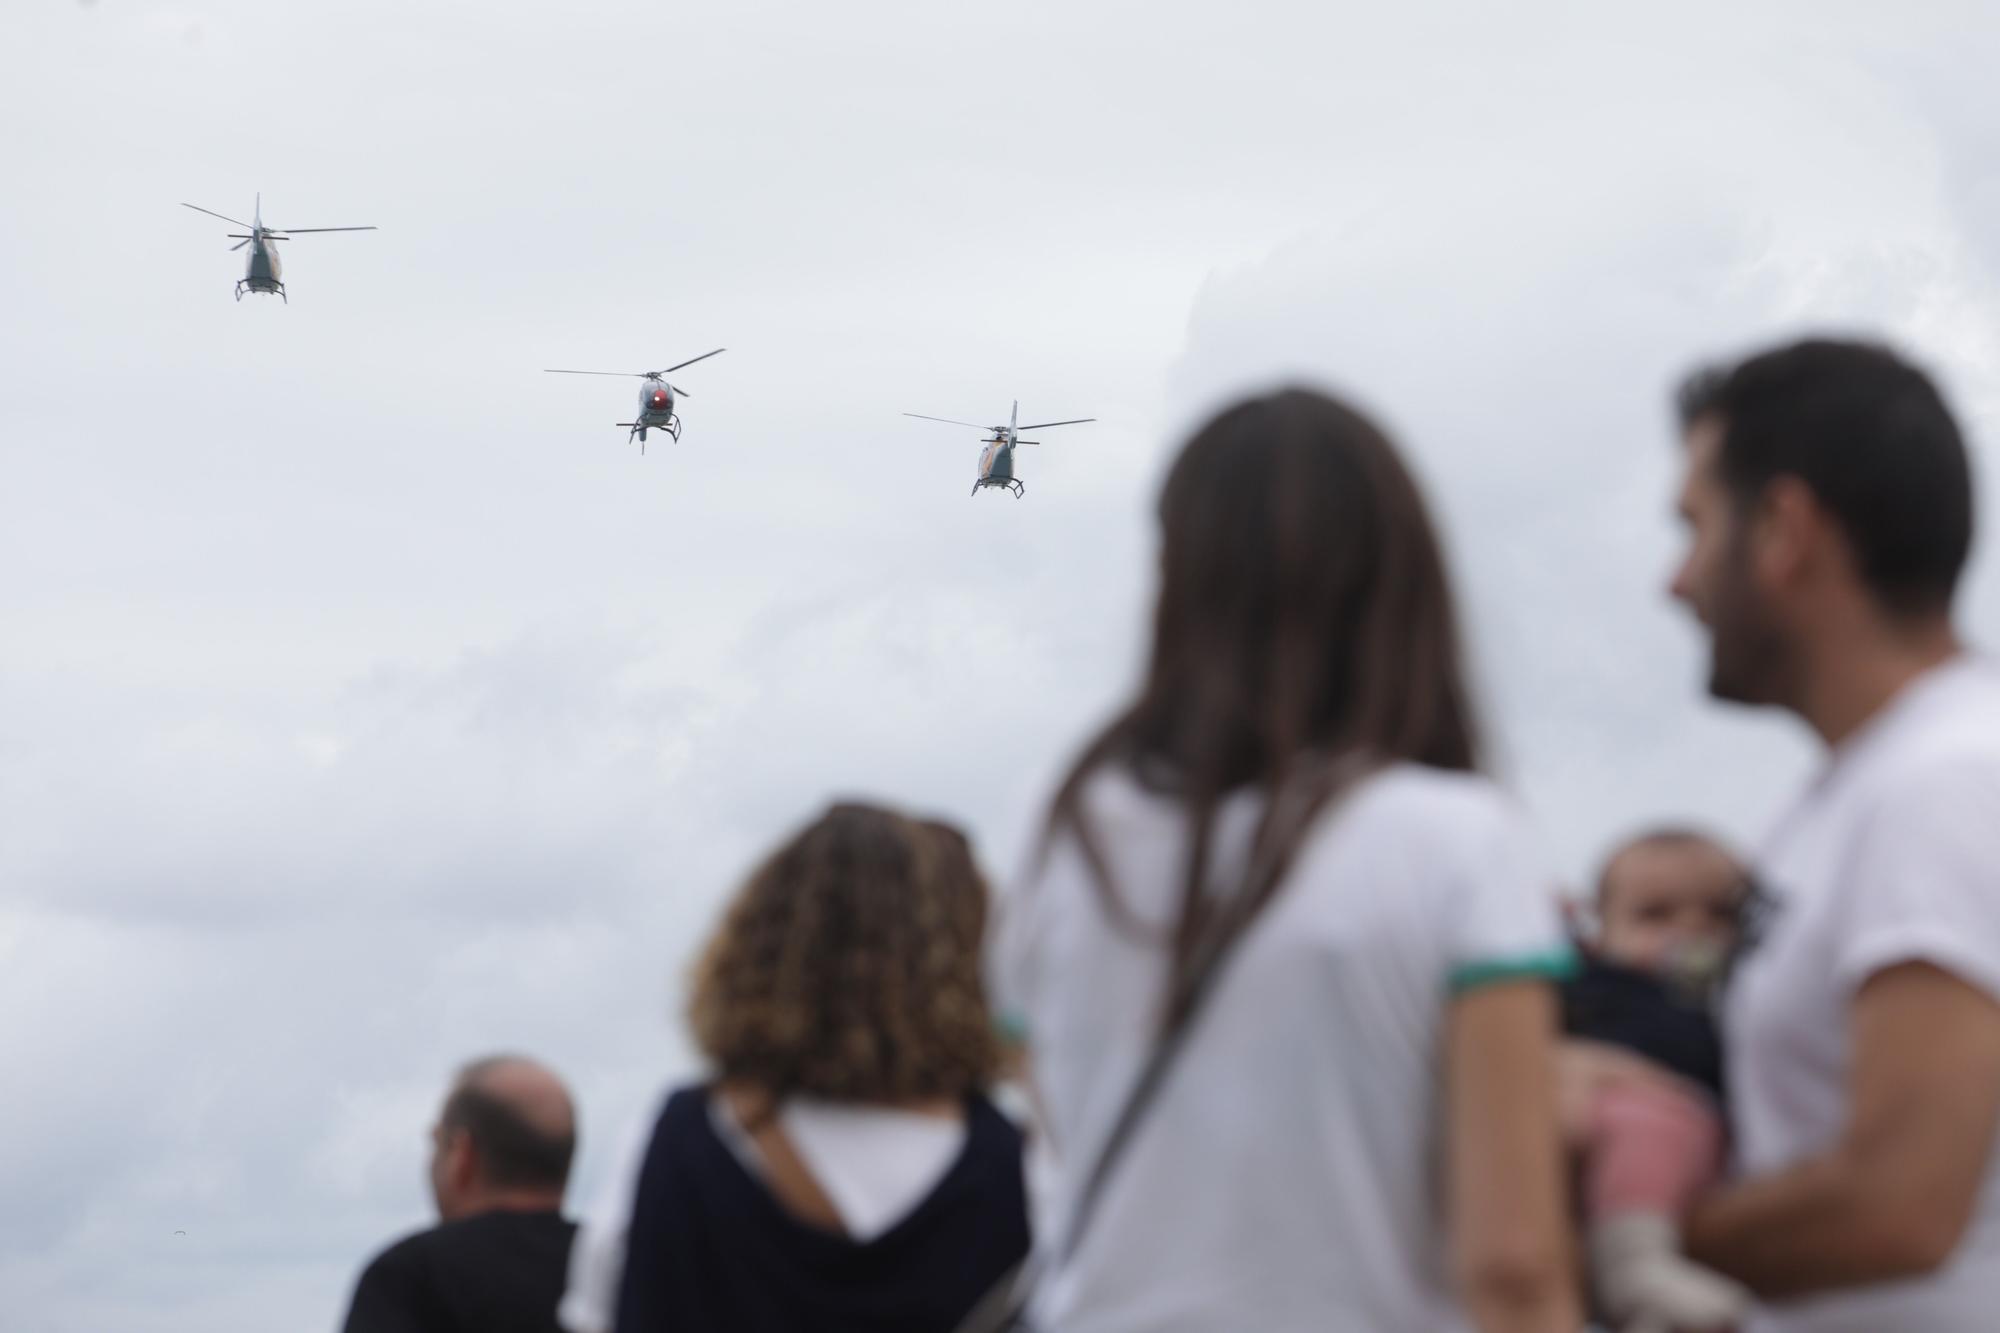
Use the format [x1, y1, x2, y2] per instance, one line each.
[1665, 337, 2000, 1331]
[341, 1056, 579, 1333]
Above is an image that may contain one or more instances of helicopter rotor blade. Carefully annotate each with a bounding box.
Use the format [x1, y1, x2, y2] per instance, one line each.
[544, 369, 651, 377]
[182, 202, 255, 228]
[903, 413, 998, 430]
[1017, 418, 1096, 430]
[272, 226, 378, 234]
[230, 239, 252, 251]
[669, 383, 691, 397]
[660, 348, 726, 374]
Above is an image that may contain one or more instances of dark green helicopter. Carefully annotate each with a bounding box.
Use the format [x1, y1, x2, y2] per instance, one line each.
[182, 195, 376, 302]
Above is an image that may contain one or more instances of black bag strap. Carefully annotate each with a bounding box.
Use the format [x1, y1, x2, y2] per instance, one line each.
[958, 758, 1375, 1333]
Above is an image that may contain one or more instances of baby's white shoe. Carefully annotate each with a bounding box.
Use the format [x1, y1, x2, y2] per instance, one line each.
[1590, 1212, 1750, 1333]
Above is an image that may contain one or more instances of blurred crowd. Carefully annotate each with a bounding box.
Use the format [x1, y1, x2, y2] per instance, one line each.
[339, 337, 2000, 1333]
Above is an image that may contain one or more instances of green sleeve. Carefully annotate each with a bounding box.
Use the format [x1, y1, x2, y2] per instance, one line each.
[1447, 945, 1577, 995]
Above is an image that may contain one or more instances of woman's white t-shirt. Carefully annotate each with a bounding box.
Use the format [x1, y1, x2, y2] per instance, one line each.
[993, 762, 1570, 1333]
[1728, 656, 2000, 1332]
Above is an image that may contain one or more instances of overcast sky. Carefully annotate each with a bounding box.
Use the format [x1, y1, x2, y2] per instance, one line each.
[5, 2, 2000, 1329]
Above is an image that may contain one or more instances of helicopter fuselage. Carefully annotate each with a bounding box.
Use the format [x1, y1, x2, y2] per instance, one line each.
[978, 438, 1016, 482]
[974, 437, 1026, 496]
[618, 380, 682, 447]
[636, 380, 676, 425]
[240, 233, 283, 299]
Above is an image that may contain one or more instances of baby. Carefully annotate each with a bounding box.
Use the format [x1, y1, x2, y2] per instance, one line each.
[1562, 830, 1753, 1333]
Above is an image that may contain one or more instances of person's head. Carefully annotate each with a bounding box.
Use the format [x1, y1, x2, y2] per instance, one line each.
[1669, 338, 1972, 708]
[689, 802, 1002, 1106]
[1131, 386, 1477, 785]
[427, 1055, 577, 1222]
[1592, 830, 1749, 973]
[1048, 387, 1478, 998]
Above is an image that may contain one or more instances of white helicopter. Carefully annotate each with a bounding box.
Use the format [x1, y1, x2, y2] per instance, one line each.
[544, 349, 727, 453]
[181, 195, 376, 302]
[903, 401, 1095, 497]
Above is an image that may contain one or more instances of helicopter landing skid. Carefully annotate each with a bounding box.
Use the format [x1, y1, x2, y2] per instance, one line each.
[973, 478, 1025, 499]
[235, 281, 286, 304]
[619, 415, 682, 455]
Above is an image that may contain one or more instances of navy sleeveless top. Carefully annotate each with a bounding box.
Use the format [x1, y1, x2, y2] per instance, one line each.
[615, 1084, 1030, 1333]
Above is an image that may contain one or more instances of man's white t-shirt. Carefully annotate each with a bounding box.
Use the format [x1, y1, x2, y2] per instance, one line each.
[1728, 655, 2000, 1333]
[993, 762, 1570, 1333]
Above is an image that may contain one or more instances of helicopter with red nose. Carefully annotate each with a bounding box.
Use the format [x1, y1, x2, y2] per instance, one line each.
[543, 349, 726, 453]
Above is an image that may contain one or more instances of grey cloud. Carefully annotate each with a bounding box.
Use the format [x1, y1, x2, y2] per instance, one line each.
[7, 2, 2000, 1329]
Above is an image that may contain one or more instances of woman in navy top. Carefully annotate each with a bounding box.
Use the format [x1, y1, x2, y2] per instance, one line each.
[611, 803, 1029, 1333]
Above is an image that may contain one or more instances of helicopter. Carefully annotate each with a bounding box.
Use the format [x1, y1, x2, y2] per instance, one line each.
[181, 195, 376, 302]
[543, 349, 728, 453]
[903, 401, 1095, 497]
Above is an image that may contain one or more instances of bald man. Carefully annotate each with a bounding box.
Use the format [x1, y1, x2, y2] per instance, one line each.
[342, 1056, 579, 1333]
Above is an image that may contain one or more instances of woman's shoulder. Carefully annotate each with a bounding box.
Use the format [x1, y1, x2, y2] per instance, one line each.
[1068, 757, 1516, 816]
[1335, 763, 1525, 841]
[1039, 761, 1527, 868]
[631, 1081, 722, 1154]
[1286, 765, 1539, 893]
[1017, 764, 1181, 885]
[660, 1079, 713, 1116]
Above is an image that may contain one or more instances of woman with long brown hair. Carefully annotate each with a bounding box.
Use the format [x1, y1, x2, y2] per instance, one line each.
[994, 389, 1578, 1331]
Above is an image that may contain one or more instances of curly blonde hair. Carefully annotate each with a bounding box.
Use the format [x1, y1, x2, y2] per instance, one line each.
[689, 802, 1003, 1104]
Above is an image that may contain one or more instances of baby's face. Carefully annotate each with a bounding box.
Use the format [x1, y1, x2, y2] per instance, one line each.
[1596, 841, 1744, 973]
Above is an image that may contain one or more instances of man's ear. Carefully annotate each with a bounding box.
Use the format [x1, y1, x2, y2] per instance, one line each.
[1751, 475, 1828, 593]
[447, 1129, 480, 1194]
